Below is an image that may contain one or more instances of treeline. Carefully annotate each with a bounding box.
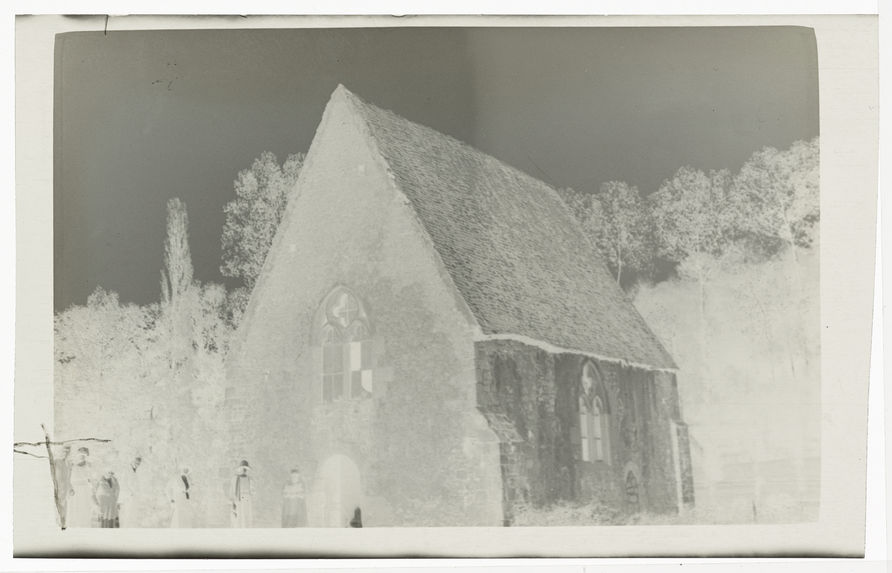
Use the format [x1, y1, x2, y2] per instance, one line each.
[53, 152, 303, 526]
[623, 138, 819, 523]
[559, 137, 818, 291]
[54, 199, 236, 525]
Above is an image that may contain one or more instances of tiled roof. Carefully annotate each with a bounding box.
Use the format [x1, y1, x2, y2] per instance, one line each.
[335, 86, 676, 370]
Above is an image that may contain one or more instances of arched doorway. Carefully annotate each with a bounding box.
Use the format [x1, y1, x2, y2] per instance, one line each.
[310, 454, 362, 527]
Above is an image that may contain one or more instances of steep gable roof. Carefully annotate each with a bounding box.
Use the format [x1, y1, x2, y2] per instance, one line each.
[327, 85, 676, 370]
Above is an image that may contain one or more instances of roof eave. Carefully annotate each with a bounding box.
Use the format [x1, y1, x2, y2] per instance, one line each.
[472, 329, 679, 374]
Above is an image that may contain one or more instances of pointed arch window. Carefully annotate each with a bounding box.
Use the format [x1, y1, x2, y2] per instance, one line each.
[579, 362, 610, 464]
[318, 288, 373, 403]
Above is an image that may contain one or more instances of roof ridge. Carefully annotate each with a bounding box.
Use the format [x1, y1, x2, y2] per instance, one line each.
[340, 85, 570, 205]
[322, 85, 676, 369]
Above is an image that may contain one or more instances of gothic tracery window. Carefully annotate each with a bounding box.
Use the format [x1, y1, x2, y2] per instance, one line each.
[579, 362, 610, 463]
[318, 288, 373, 403]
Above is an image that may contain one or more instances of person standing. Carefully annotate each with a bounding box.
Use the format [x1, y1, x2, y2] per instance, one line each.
[92, 470, 121, 528]
[66, 447, 96, 528]
[281, 468, 307, 527]
[117, 455, 143, 527]
[349, 507, 362, 528]
[166, 467, 194, 528]
[52, 445, 72, 527]
[229, 460, 255, 528]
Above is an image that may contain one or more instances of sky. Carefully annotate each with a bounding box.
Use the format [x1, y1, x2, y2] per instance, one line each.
[54, 25, 818, 311]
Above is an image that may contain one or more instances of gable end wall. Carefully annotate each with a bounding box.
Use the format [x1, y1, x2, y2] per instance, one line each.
[221, 94, 502, 527]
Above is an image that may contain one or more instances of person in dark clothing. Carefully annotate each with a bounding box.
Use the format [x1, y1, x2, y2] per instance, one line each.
[349, 507, 362, 528]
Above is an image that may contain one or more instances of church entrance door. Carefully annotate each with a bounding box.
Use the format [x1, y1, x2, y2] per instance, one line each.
[312, 454, 362, 527]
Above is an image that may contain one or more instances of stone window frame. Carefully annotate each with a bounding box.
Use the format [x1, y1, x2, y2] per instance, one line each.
[317, 287, 373, 404]
[579, 361, 611, 465]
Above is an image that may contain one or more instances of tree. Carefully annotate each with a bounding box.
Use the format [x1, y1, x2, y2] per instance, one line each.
[159, 198, 198, 377]
[53, 288, 160, 446]
[556, 186, 590, 223]
[649, 166, 740, 316]
[220, 151, 305, 290]
[593, 181, 651, 285]
[54, 288, 149, 386]
[649, 166, 736, 269]
[160, 198, 194, 308]
[222, 286, 251, 330]
[731, 137, 819, 256]
[559, 184, 654, 288]
[557, 186, 600, 241]
[649, 166, 738, 410]
[53, 198, 240, 527]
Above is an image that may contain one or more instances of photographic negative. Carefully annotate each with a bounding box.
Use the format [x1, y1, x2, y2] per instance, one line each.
[12, 14, 878, 557]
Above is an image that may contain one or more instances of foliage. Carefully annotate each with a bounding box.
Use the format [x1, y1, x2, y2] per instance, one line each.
[55, 198, 234, 527]
[220, 151, 305, 290]
[649, 166, 736, 269]
[557, 139, 819, 292]
[511, 499, 626, 526]
[730, 137, 819, 252]
[510, 501, 735, 526]
[222, 286, 252, 330]
[593, 181, 652, 285]
[159, 197, 198, 377]
[556, 186, 591, 224]
[160, 198, 194, 308]
[54, 288, 155, 384]
[558, 184, 651, 287]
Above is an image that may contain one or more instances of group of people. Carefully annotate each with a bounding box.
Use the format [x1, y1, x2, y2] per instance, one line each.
[51, 446, 310, 529]
[228, 460, 309, 528]
[53, 446, 127, 529]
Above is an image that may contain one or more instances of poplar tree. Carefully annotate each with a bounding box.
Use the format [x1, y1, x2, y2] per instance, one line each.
[160, 197, 197, 376]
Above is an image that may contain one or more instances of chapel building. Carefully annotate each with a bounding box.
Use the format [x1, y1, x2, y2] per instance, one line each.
[221, 85, 694, 527]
